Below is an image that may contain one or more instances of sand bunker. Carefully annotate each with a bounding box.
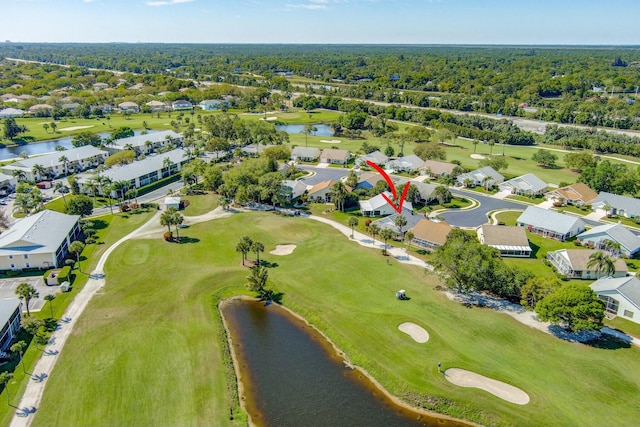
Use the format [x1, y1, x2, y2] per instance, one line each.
[398, 322, 429, 343]
[270, 244, 296, 255]
[470, 154, 486, 159]
[320, 139, 341, 144]
[59, 125, 94, 132]
[445, 368, 530, 405]
[260, 116, 278, 121]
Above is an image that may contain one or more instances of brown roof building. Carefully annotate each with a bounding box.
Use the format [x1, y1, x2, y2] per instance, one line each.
[420, 160, 458, 177]
[547, 249, 628, 280]
[545, 183, 598, 207]
[409, 219, 452, 249]
[477, 225, 532, 258]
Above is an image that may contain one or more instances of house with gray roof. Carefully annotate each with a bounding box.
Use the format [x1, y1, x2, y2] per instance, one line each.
[499, 173, 547, 196]
[457, 166, 504, 187]
[0, 298, 22, 351]
[0, 210, 81, 271]
[412, 181, 438, 204]
[0, 173, 16, 196]
[517, 206, 585, 241]
[591, 192, 640, 219]
[291, 147, 321, 162]
[107, 130, 183, 155]
[172, 100, 193, 111]
[590, 276, 640, 324]
[371, 209, 422, 238]
[386, 154, 424, 172]
[0, 108, 24, 118]
[577, 223, 640, 257]
[199, 99, 230, 111]
[146, 100, 167, 112]
[241, 144, 275, 157]
[281, 180, 307, 200]
[2, 146, 108, 181]
[320, 149, 350, 165]
[356, 150, 389, 167]
[78, 149, 187, 196]
[359, 191, 413, 217]
[547, 249, 627, 279]
[117, 101, 139, 112]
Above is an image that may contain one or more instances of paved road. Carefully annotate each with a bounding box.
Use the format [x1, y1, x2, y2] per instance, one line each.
[298, 165, 349, 186]
[444, 189, 525, 228]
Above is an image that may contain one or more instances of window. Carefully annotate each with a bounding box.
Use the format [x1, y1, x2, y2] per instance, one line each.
[25, 263, 29, 268]
[623, 310, 634, 319]
[24, 255, 28, 259]
[8, 255, 12, 259]
[10, 264, 14, 269]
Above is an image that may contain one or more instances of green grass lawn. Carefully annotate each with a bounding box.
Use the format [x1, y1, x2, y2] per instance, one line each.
[0, 208, 156, 427]
[506, 195, 546, 205]
[181, 192, 220, 216]
[44, 194, 117, 214]
[28, 211, 640, 427]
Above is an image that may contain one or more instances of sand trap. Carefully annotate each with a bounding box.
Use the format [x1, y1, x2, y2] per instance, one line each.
[260, 116, 278, 121]
[470, 154, 486, 159]
[59, 125, 94, 131]
[445, 368, 530, 405]
[270, 244, 296, 255]
[320, 139, 341, 144]
[398, 322, 429, 343]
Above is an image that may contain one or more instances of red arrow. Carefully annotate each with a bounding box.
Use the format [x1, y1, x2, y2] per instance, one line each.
[365, 160, 411, 214]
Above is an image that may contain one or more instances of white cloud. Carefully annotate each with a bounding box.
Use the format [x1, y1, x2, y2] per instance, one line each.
[146, 0, 193, 6]
[83, 0, 95, 3]
[286, 3, 327, 9]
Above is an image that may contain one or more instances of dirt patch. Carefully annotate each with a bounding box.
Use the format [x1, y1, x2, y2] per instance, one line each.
[259, 116, 278, 121]
[270, 244, 296, 255]
[444, 368, 530, 405]
[320, 139, 341, 144]
[470, 154, 486, 159]
[398, 322, 429, 343]
[58, 125, 94, 131]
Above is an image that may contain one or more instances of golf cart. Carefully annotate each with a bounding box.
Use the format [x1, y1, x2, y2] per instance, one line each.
[396, 289, 408, 300]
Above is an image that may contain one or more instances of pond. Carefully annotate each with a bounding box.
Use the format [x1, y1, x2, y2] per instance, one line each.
[275, 124, 334, 137]
[0, 130, 155, 161]
[222, 299, 466, 427]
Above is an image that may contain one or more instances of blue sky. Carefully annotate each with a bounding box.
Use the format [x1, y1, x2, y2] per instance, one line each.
[3, 0, 639, 44]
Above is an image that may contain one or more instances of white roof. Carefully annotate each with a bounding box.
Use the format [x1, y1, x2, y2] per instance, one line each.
[359, 150, 389, 165]
[359, 191, 413, 212]
[0, 108, 25, 117]
[11, 146, 107, 170]
[0, 210, 79, 256]
[457, 166, 504, 183]
[578, 223, 640, 254]
[110, 130, 182, 149]
[164, 197, 181, 205]
[591, 276, 640, 310]
[517, 206, 585, 235]
[87, 149, 186, 183]
[502, 173, 547, 193]
[388, 154, 424, 170]
[0, 298, 21, 329]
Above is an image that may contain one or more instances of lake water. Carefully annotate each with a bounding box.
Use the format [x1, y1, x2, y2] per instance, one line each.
[0, 130, 154, 161]
[275, 124, 334, 137]
[222, 300, 465, 427]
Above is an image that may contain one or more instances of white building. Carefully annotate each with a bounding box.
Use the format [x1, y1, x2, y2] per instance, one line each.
[577, 223, 640, 258]
[107, 130, 183, 155]
[499, 173, 547, 196]
[591, 276, 640, 324]
[0, 210, 81, 271]
[517, 206, 585, 241]
[0, 299, 22, 351]
[457, 166, 504, 187]
[359, 191, 413, 217]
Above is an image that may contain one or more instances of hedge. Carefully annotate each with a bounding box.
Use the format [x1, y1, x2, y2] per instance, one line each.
[57, 265, 72, 283]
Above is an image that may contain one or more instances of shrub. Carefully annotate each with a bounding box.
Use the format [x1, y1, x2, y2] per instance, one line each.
[6, 270, 21, 277]
[182, 200, 191, 209]
[57, 265, 72, 283]
[129, 202, 139, 210]
[120, 204, 130, 212]
[163, 232, 173, 242]
[364, 219, 372, 227]
[573, 240, 582, 246]
[43, 269, 53, 280]
[64, 259, 75, 267]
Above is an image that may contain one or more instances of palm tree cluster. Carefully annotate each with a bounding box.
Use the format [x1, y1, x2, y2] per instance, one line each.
[15, 283, 39, 317]
[235, 236, 264, 266]
[159, 207, 185, 241]
[586, 251, 617, 277]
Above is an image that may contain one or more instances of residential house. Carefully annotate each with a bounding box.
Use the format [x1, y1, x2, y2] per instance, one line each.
[359, 191, 413, 217]
[307, 180, 335, 203]
[172, 100, 193, 111]
[419, 160, 458, 178]
[356, 150, 389, 167]
[17, 95, 35, 102]
[0, 108, 24, 118]
[477, 225, 532, 257]
[499, 173, 547, 196]
[241, 144, 274, 157]
[577, 223, 640, 257]
[199, 99, 230, 111]
[93, 82, 109, 91]
[77, 149, 187, 196]
[282, 180, 307, 201]
[91, 104, 113, 114]
[27, 104, 53, 115]
[591, 192, 640, 219]
[409, 219, 453, 250]
[127, 83, 144, 90]
[320, 149, 350, 165]
[0, 94, 19, 103]
[386, 154, 424, 172]
[590, 276, 640, 324]
[456, 166, 504, 187]
[61, 102, 81, 112]
[291, 147, 321, 162]
[0, 299, 22, 351]
[0, 209, 81, 271]
[544, 183, 598, 207]
[0, 173, 17, 196]
[118, 101, 140, 113]
[146, 100, 167, 112]
[412, 181, 438, 204]
[547, 249, 627, 279]
[371, 209, 422, 239]
[2, 145, 108, 181]
[517, 206, 585, 241]
[107, 130, 183, 155]
[356, 172, 390, 190]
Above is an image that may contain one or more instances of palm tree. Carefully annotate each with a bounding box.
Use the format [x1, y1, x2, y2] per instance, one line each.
[405, 230, 414, 251]
[463, 177, 473, 188]
[394, 215, 408, 240]
[171, 209, 184, 240]
[246, 265, 269, 299]
[54, 181, 69, 208]
[488, 140, 495, 155]
[69, 240, 86, 272]
[251, 241, 265, 266]
[380, 228, 395, 256]
[236, 240, 250, 265]
[348, 216, 359, 238]
[43, 123, 49, 134]
[160, 209, 174, 236]
[301, 124, 317, 148]
[10, 341, 27, 375]
[86, 177, 99, 202]
[50, 121, 57, 133]
[369, 223, 380, 243]
[472, 139, 479, 153]
[434, 186, 452, 204]
[32, 164, 47, 182]
[0, 372, 14, 406]
[587, 251, 616, 277]
[15, 283, 39, 317]
[601, 239, 622, 257]
[44, 294, 56, 319]
[11, 170, 26, 183]
[58, 155, 70, 176]
[330, 181, 348, 212]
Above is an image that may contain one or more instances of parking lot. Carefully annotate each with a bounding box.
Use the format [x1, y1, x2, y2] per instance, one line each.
[0, 276, 64, 313]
